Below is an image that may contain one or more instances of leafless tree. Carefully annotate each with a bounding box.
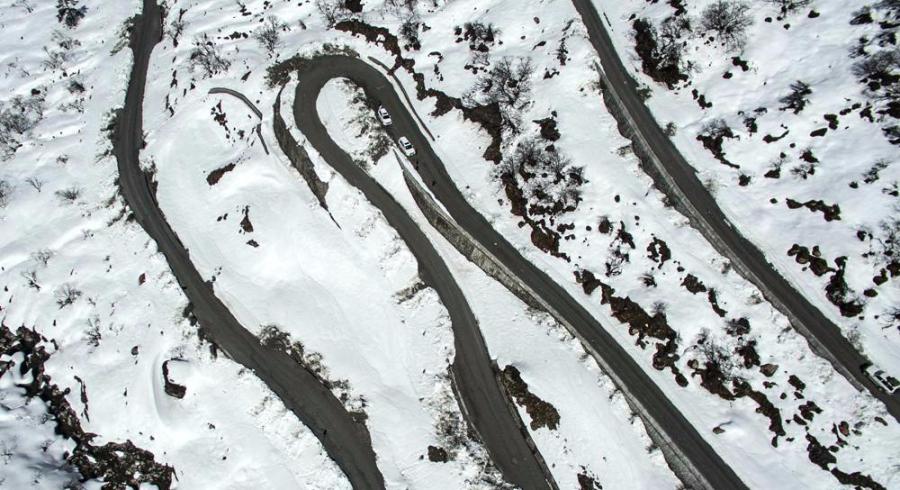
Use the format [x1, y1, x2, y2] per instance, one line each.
[467, 57, 534, 133]
[56, 0, 87, 29]
[21, 270, 40, 290]
[254, 16, 288, 57]
[169, 8, 187, 46]
[701, 0, 753, 51]
[315, 0, 350, 27]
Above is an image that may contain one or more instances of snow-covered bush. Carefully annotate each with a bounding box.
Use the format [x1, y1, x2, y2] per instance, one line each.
[633, 16, 691, 88]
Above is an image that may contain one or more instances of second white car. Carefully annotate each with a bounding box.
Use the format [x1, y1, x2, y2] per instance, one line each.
[398, 136, 416, 157]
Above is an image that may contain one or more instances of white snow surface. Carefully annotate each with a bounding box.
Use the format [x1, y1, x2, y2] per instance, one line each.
[2, 0, 899, 488]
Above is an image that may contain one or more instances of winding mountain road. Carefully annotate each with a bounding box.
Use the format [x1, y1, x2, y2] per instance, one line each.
[292, 61, 556, 490]
[114, 1, 889, 489]
[119, 2, 557, 489]
[115, 1, 384, 488]
[572, 0, 900, 418]
[290, 55, 745, 490]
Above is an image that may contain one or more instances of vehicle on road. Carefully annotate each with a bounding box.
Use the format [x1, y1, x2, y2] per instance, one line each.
[398, 136, 416, 156]
[863, 364, 900, 394]
[377, 106, 392, 126]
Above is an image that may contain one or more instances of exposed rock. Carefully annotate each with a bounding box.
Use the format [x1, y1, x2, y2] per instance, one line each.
[501, 365, 560, 431]
[162, 360, 186, 399]
[427, 445, 449, 463]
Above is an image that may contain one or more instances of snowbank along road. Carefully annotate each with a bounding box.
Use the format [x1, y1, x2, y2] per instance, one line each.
[290, 55, 746, 490]
[573, 0, 900, 418]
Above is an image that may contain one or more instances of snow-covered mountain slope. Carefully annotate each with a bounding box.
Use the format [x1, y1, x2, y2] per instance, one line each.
[599, 0, 899, 376]
[2, 0, 898, 488]
[0, 1, 346, 488]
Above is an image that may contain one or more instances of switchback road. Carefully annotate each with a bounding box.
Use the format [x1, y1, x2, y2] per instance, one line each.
[290, 55, 745, 490]
[572, 0, 900, 418]
[292, 60, 556, 490]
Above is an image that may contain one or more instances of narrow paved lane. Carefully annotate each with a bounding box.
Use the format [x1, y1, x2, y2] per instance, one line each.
[114, 2, 383, 488]
[572, 0, 900, 418]
[293, 61, 557, 490]
[291, 55, 746, 490]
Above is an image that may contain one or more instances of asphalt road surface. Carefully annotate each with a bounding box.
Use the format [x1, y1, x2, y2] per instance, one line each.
[291, 55, 746, 490]
[293, 62, 557, 490]
[115, 1, 384, 488]
[570, 0, 900, 418]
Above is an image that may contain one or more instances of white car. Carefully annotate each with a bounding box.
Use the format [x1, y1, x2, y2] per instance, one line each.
[863, 364, 900, 394]
[398, 136, 416, 157]
[377, 106, 392, 126]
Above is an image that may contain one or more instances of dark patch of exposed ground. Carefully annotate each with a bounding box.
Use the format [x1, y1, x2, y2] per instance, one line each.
[501, 365, 560, 431]
[206, 162, 235, 185]
[1, 324, 175, 489]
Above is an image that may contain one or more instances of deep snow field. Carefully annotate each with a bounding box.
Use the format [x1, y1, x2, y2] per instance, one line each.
[0, 0, 898, 488]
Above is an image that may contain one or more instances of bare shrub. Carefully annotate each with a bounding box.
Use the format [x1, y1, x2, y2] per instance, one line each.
[55, 186, 81, 203]
[55, 283, 82, 308]
[21, 270, 40, 290]
[56, 0, 86, 29]
[169, 8, 187, 46]
[779, 81, 812, 114]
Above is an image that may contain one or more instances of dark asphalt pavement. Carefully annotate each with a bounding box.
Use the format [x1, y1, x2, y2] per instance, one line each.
[292, 55, 746, 490]
[293, 60, 557, 490]
[571, 0, 900, 418]
[115, 2, 384, 488]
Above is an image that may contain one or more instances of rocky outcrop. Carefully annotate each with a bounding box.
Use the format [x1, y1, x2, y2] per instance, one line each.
[272, 88, 330, 211]
[1, 324, 175, 489]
